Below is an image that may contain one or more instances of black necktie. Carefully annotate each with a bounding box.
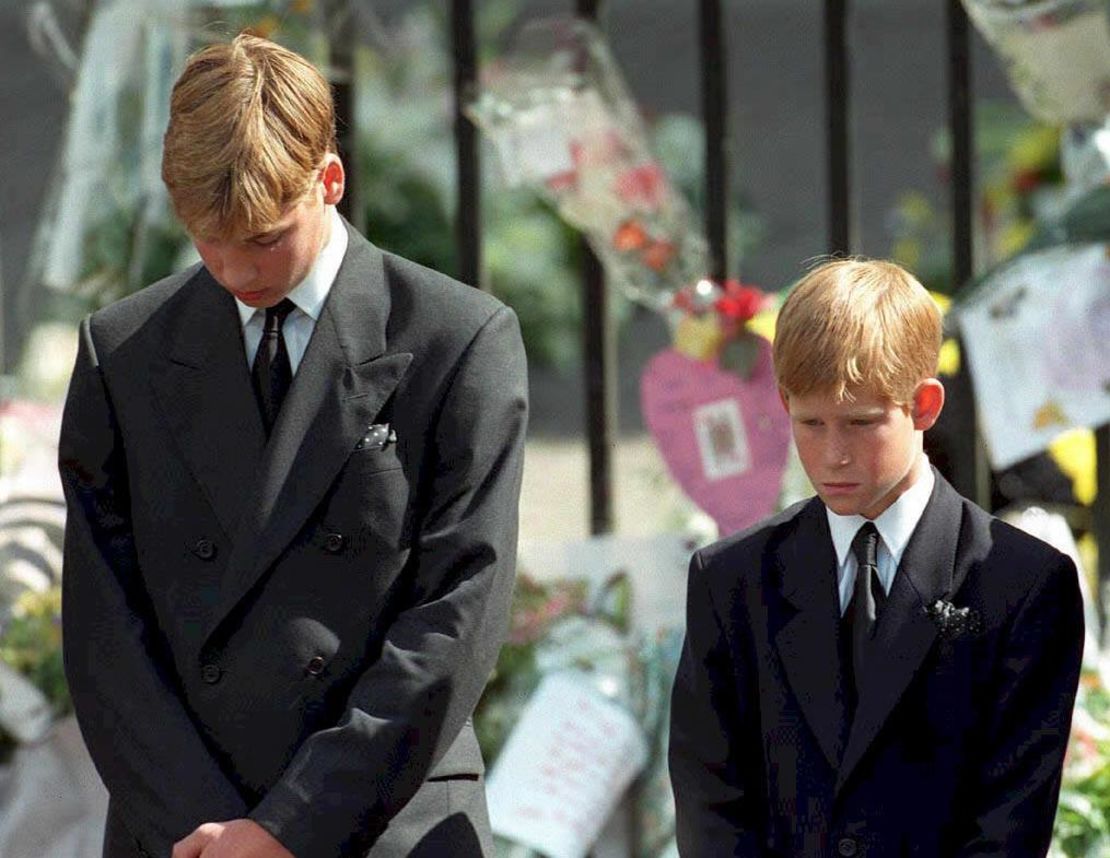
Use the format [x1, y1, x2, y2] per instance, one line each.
[251, 299, 296, 435]
[846, 522, 884, 706]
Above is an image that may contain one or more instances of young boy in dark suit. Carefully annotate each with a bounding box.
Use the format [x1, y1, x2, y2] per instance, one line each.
[59, 35, 526, 858]
[668, 258, 1083, 856]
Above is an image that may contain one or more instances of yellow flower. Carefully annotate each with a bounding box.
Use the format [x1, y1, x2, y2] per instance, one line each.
[747, 307, 777, 344]
[999, 221, 1036, 259]
[892, 238, 921, 270]
[1049, 428, 1096, 506]
[673, 315, 725, 362]
[938, 339, 960, 376]
[11, 587, 61, 619]
[1007, 125, 1059, 174]
[898, 192, 934, 229]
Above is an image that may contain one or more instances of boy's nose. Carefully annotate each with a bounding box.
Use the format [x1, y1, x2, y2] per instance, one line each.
[825, 436, 851, 467]
[220, 255, 258, 289]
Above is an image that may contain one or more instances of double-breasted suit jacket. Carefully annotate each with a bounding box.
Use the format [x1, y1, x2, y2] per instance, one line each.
[59, 221, 528, 858]
[669, 472, 1083, 857]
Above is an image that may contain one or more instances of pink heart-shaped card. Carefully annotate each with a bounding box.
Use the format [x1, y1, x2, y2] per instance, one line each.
[641, 339, 791, 536]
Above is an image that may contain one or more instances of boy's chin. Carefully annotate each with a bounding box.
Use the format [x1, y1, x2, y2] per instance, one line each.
[820, 496, 861, 516]
[818, 492, 875, 519]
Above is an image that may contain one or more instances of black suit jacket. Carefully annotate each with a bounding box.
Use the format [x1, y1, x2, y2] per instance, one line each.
[669, 472, 1083, 857]
[58, 221, 528, 858]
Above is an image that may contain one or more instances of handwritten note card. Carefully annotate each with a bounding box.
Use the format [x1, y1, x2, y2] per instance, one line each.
[486, 671, 648, 858]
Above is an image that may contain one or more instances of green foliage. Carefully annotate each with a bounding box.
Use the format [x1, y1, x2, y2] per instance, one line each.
[652, 113, 765, 277]
[484, 191, 585, 368]
[0, 588, 70, 720]
[359, 144, 459, 276]
[1054, 673, 1110, 856]
[80, 199, 186, 306]
[889, 101, 1063, 295]
[474, 575, 589, 760]
[0, 587, 69, 758]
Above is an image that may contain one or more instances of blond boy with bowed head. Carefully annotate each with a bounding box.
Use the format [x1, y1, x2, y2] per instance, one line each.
[668, 258, 1083, 857]
[59, 35, 527, 858]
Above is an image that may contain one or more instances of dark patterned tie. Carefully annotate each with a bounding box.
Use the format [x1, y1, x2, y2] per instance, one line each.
[251, 299, 296, 436]
[846, 522, 884, 707]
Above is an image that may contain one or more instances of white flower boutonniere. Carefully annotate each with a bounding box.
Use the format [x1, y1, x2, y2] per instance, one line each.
[925, 599, 983, 640]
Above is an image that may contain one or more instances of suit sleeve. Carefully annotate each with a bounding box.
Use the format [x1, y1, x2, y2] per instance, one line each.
[249, 305, 528, 858]
[669, 550, 766, 856]
[59, 317, 250, 856]
[953, 552, 1084, 856]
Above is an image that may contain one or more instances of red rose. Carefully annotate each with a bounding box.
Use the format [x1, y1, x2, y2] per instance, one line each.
[672, 288, 696, 313]
[714, 280, 763, 323]
[546, 169, 578, 193]
[612, 219, 649, 252]
[643, 239, 675, 272]
[1012, 169, 1041, 194]
[614, 162, 667, 210]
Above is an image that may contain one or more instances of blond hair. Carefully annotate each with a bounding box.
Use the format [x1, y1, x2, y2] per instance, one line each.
[773, 258, 942, 405]
[161, 34, 337, 240]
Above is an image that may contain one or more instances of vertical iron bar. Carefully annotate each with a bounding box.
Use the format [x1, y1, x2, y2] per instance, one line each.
[824, 0, 851, 254]
[332, 22, 360, 230]
[945, 0, 990, 508]
[700, 0, 728, 282]
[1096, 425, 1110, 647]
[452, 0, 482, 288]
[948, 0, 974, 292]
[576, 0, 616, 536]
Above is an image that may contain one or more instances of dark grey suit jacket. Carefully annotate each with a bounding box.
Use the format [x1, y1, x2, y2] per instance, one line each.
[59, 222, 528, 858]
[669, 472, 1083, 856]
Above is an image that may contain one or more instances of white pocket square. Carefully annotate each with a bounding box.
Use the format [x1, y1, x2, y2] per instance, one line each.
[356, 423, 397, 451]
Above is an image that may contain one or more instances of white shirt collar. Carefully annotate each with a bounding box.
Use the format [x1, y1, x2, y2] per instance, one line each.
[826, 455, 935, 571]
[235, 206, 348, 327]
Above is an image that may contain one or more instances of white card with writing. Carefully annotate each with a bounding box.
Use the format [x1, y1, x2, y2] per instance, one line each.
[693, 398, 752, 481]
[957, 243, 1110, 469]
[486, 671, 648, 858]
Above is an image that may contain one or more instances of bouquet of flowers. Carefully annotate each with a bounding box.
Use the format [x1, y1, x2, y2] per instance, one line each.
[467, 15, 707, 313]
[1054, 666, 1110, 856]
[0, 587, 68, 759]
[961, 0, 1110, 125]
[476, 569, 683, 857]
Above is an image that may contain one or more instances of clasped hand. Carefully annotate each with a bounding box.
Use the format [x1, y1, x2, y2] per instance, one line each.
[172, 819, 294, 858]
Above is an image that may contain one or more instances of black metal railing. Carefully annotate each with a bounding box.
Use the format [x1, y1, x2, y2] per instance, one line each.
[343, 1, 1108, 629]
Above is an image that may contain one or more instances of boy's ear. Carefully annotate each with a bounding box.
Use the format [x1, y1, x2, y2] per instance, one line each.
[778, 388, 791, 414]
[320, 154, 345, 206]
[911, 378, 945, 431]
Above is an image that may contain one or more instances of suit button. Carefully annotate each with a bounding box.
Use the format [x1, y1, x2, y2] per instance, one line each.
[306, 656, 326, 676]
[323, 532, 345, 554]
[837, 837, 859, 857]
[192, 538, 217, 561]
[201, 663, 222, 684]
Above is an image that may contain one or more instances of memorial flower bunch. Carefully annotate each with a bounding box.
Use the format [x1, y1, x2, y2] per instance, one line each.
[668, 277, 772, 377]
[1053, 665, 1110, 856]
[0, 588, 68, 719]
[475, 569, 686, 856]
[0, 586, 69, 759]
[474, 571, 649, 759]
[889, 104, 1062, 294]
[474, 574, 591, 761]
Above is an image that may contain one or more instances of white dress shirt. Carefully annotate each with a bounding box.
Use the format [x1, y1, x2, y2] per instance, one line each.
[236, 206, 348, 373]
[826, 456, 935, 616]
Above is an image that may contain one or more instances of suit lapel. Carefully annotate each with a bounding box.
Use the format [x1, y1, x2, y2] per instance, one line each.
[152, 270, 266, 539]
[835, 472, 964, 793]
[204, 225, 412, 642]
[773, 499, 851, 771]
